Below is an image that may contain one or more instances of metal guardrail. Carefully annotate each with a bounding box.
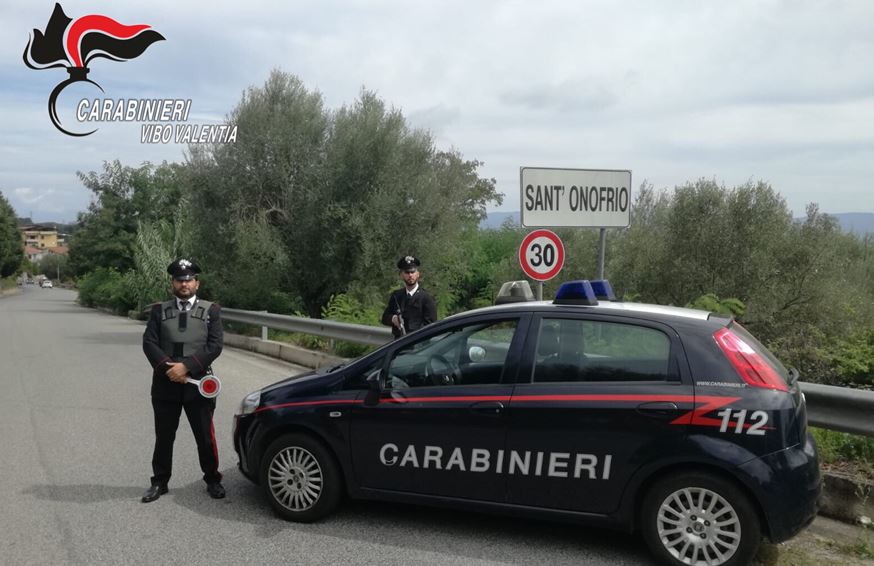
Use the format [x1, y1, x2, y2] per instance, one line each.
[222, 309, 874, 437]
[222, 308, 393, 346]
[800, 381, 874, 437]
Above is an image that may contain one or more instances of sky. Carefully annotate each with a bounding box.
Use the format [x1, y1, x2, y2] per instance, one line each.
[2, 0, 873, 223]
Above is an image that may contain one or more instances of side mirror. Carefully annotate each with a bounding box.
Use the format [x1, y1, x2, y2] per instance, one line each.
[468, 345, 486, 362]
[364, 369, 383, 406]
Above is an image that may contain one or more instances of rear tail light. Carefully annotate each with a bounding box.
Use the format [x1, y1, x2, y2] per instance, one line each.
[713, 327, 789, 392]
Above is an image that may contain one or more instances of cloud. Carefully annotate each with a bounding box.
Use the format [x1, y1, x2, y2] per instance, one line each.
[5, 185, 86, 219]
[500, 80, 619, 114]
[3, 0, 874, 221]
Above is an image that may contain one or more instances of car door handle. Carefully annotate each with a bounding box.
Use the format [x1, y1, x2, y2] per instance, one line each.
[637, 402, 679, 420]
[470, 401, 504, 415]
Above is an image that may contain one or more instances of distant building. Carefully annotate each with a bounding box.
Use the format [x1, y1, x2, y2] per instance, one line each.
[19, 224, 62, 249]
[24, 245, 46, 263]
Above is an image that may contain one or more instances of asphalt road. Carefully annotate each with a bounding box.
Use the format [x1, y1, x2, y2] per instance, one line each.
[0, 287, 654, 565]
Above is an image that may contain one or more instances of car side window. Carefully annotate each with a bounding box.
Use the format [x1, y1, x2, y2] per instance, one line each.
[341, 358, 383, 391]
[387, 319, 519, 388]
[534, 318, 673, 383]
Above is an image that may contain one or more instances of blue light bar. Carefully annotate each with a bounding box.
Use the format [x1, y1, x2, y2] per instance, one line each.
[553, 280, 598, 306]
[590, 279, 616, 301]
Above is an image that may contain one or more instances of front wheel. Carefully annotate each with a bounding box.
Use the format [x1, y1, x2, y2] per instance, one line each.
[260, 433, 342, 522]
[641, 472, 761, 566]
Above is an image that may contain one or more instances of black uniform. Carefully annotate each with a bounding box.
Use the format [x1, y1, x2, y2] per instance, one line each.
[381, 286, 437, 338]
[143, 298, 223, 485]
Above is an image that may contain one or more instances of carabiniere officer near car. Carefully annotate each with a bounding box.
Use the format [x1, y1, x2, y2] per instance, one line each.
[381, 255, 437, 339]
[141, 259, 225, 502]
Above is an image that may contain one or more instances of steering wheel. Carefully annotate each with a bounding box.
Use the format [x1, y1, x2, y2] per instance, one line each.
[424, 354, 461, 386]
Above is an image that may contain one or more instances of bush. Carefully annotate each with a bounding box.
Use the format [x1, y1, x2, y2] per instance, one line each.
[811, 427, 874, 469]
[320, 293, 382, 358]
[77, 268, 135, 313]
[818, 330, 874, 388]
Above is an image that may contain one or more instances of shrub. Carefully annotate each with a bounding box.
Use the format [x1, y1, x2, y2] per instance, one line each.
[321, 293, 382, 358]
[77, 268, 135, 313]
[811, 427, 874, 468]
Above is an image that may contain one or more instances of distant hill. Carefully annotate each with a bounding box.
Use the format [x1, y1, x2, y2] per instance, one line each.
[480, 211, 520, 229]
[482, 211, 874, 235]
[831, 213, 874, 235]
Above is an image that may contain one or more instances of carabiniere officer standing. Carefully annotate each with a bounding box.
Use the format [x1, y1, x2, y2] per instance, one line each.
[381, 255, 437, 339]
[141, 259, 225, 502]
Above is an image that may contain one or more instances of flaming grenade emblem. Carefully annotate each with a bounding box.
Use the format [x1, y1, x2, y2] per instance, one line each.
[23, 3, 165, 136]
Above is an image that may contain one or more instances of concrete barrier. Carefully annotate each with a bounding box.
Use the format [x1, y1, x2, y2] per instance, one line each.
[223, 333, 348, 369]
[819, 471, 874, 524]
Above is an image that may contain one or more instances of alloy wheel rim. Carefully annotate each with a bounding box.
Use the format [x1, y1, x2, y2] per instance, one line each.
[268, 446, 323, 512]
[656, 487, 741, 566]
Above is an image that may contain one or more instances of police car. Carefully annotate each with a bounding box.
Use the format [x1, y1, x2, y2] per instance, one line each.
[233, 280, 820, 566]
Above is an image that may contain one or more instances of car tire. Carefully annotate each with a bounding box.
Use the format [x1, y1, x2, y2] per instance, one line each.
[260, 433, 342, 523]
[641, 471, 761, 566]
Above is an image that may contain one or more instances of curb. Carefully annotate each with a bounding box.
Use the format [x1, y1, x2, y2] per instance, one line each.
[223, 333, 348, 369]
[818, 470, 873, 524]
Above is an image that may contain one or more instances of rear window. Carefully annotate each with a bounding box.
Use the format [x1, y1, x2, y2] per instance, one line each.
[729, 322, 789, 381]
[533, 318, 673, 383]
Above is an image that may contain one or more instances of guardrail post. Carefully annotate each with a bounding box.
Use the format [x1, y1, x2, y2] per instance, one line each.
[260, 310, 268, 341]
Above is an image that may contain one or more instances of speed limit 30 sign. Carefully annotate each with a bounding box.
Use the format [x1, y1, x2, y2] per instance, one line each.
[519, 229, 565, 281]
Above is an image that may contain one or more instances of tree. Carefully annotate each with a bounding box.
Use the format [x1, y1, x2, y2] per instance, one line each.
[38, 253, 72, 281]
[604, 179, 874, 385]
[127, 213, 192, 311]
[184, 70, 501, 316]
[0, 191, 24, 278]
[68, 161, 183, 275]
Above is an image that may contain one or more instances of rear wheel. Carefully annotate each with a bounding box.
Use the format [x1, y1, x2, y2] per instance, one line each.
[260, 433, 342, 522]
[641, 472, 761, 566]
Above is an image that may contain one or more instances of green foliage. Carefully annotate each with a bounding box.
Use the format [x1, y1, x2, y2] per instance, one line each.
[321, 293, 381, 357]
[687, 294, 746, 316]
[185, 70, 501, 317]
[69, 161, 184, 276]
[604, 180, 874, 388]
[38, 254, 72, 281]
[209, 216, 297, 313]
[811, 427, 874, 467]
[610, 179, 793, 307]
[77, 268, 135, 313]
[19, 258, 36, 276]
[127, 219, 179, 311]
[844, 537, 874, 561]
[818, 330, 874, 387]
[446, 224, 525, 312]
[0, 191, 24, 278]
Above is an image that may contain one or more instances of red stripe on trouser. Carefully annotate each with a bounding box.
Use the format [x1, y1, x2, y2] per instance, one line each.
[210, 415, 219, 474]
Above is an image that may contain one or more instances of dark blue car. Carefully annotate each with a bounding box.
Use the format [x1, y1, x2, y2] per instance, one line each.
[234, 280, 820, 566]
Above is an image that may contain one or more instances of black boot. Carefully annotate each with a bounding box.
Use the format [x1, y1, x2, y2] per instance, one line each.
[141, 483, 168, 503]
[206, 482, 226, 499]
